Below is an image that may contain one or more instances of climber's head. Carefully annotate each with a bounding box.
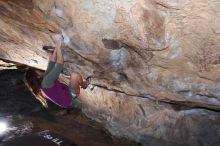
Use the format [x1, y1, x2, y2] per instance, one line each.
[24, 68, 43, 95]
[24, 68, 47, 108]
[35, 69, 44, 78]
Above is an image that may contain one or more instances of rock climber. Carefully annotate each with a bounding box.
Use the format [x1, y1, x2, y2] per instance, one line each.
[24, 34, 89, 108]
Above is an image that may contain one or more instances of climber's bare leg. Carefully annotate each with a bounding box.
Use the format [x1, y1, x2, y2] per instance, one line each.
[70, 72, 88, 90]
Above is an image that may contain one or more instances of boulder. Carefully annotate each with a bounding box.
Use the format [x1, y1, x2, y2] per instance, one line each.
[0, 0, 220, 145]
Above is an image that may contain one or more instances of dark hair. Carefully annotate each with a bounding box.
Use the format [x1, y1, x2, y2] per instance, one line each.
[24, 68, 48, 107]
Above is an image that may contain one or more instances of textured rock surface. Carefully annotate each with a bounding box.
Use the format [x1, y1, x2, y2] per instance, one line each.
[0, 0, 220, 145]
[80, 87, 220, 146]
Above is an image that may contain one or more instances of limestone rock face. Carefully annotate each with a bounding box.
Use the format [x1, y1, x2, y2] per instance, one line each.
[0, 0, 220, 145]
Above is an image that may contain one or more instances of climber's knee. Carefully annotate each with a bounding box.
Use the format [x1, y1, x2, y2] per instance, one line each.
[70, 72, 81, 79]
[70, 72, 82, 89]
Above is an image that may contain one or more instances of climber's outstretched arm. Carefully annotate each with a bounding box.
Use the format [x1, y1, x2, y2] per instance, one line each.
[54, 35, 63, 64]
